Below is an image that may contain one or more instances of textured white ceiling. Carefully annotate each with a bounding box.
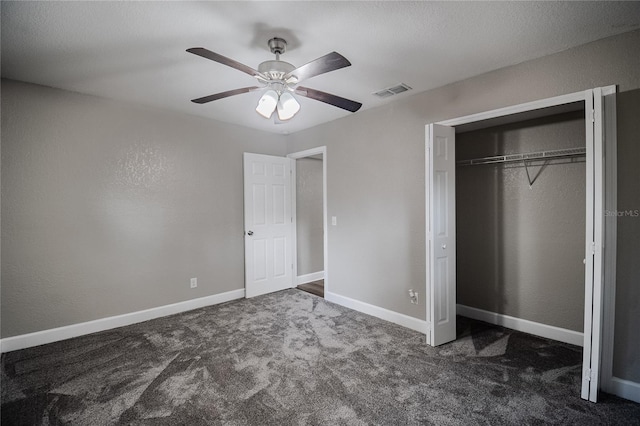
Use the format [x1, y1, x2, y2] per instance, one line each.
[2, 1, 639, 134]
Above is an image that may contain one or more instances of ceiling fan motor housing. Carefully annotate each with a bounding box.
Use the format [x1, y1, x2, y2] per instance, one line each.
[268, 37, 287, 55]
[258, 38, 296, 85]
[258, 60, 295, 82]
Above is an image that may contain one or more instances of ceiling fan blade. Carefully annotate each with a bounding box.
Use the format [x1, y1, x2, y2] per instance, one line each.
[191, 86, 261, 104]
[285, 52, 351, 83]
[295, 86, 362, 113]
[187, 48, 266, 79]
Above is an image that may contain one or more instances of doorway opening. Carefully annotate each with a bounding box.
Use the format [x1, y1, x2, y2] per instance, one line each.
[288, 147, 328, 298]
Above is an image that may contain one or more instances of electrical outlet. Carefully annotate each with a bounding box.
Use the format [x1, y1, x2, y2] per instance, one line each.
[190, 277, 197, 289]
[409, 289, 418, 304]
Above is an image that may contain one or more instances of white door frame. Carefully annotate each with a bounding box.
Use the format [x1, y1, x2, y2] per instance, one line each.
[427, 86, 617, 402]
[287, 146, 328, 295]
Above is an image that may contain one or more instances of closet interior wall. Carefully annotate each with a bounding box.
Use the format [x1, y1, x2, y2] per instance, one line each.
[456, 110, 586, 333]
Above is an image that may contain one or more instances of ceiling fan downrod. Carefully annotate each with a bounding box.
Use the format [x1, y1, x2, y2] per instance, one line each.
[267, 37, 287, 61]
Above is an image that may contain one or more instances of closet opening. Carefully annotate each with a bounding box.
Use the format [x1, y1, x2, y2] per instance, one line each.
[426, 86, 617, 402]
[455, 106, 587, 346]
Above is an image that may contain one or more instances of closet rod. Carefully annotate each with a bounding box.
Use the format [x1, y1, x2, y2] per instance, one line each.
[456, 147, 586, 167]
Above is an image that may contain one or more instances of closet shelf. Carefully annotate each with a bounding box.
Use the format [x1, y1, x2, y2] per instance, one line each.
[456, 147, 586, 166]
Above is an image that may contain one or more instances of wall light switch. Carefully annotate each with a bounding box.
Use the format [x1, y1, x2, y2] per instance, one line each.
[190, 277, 197, 288]
[331, 216, 337, 226]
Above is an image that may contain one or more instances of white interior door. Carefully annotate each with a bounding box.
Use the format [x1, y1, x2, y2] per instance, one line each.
[426, 124, 457, 346]
[581, 88, 605, 402]
[243, 153, 293, 298]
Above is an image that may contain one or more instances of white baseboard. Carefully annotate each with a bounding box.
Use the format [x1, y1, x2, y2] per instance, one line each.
[325, 291, 427, 334]
[609, 377, 640, 403]
[0, 288, 245, 353]
[457, 304, 584, 347]
[296, 271, 325, 285]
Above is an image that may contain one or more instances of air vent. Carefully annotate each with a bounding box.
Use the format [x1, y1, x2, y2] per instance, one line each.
[373, 83, 412, 98]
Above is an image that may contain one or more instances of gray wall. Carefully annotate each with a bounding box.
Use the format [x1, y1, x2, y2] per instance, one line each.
[287, 29, 640, 382]
[456, 111, 586, 332]
[1, 79, 287, 337]
[295, 158, 324, 276]
[614, 88, 640, 382]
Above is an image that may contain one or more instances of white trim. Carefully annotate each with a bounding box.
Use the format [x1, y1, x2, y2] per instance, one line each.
[610, 377, 640, 403]
[0, 289, 245, 353]
[600, 85, 618, 394]
[287, 147, 325, 160]
[296, 271, 325, 285]
[582, 89, 596, 400]
[425, 126, 432, 344]
[289, 157, 298, 288]
[326, 291, 428, 334]
[437, 91, 585, 128]
[457, 304, 584, 347]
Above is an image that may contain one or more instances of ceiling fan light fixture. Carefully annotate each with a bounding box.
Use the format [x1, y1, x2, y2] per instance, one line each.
[256, 89, 278, 118]
[277, 92, 300, 121]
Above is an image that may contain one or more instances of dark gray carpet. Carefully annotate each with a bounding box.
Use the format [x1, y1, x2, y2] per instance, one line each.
[2, 289, 639, 425]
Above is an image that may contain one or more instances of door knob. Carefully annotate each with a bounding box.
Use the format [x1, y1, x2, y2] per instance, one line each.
[247, 231, 253, 236]
[441, 244, 447, 249]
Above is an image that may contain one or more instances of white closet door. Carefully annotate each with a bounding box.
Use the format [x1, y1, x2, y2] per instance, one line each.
[581, 88, 605, 402]
[244, 153, 293, 298]
[426, 124, 457, 346]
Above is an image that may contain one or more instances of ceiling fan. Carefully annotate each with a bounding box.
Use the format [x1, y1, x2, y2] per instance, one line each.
[187, 38, 362, 121]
